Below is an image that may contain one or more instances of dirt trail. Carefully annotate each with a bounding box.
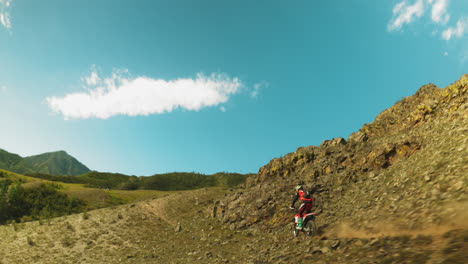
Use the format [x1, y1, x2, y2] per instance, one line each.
[327, 221, 468, 239]
[139, 198, 172, 226]
[324, 201, 468, 239]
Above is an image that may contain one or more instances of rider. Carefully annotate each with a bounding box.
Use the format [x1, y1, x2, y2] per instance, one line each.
[289, 183, 313, 229]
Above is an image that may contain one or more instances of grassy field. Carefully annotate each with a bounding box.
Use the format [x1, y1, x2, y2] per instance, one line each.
[0, 169, 176, 213]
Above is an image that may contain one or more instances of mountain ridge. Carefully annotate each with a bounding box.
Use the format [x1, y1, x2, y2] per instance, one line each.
[0, 149, 90, 176]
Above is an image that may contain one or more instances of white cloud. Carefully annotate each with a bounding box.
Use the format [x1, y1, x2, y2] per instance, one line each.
[250, 84, 260, 98]
[388, 0, 452, 31]
[428, 0, 450, 24]
[442, 17, 468, 40]
[82, 66, 102, 87]
[388, 0, 425, 31]
[462, 49, 468, 63]
[85, 71, 100, 86]
[220, 106, 226, 112]
[46, 70, 243, 120]
[0, 0, 10, 7]
[0, 0, 12, 30]
[0, 85, 7, 93]
[0, 13, 11, 29]
[388, 0, 468, 45]
[385, 0, 464, 62]
[250, 81, 268, 98]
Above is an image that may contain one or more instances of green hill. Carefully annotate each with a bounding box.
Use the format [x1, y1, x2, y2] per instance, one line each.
[21, 151, 91, 176]
[0, 169, 171, 224]
[0, 167, 249, 225]
[0, 149, 23, 171]
[0, 149, 90, 176]
[26, 171, 250, 190]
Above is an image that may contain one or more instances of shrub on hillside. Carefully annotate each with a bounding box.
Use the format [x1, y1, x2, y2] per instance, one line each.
[214, 173, 249, 188]
[118, 181, 140, 190]
[0, 181, 86, 224]
[25, 173, 86, 184]
[79, 172, 134, 189]
[140, 172, 218, 191]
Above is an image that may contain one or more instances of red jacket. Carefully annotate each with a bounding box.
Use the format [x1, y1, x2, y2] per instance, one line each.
[291, 189, 313, 206]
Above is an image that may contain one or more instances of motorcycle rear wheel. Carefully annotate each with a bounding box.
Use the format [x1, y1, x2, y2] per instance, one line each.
[303, 219, 316, 237]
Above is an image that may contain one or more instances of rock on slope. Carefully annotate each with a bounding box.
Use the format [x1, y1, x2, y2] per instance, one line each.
[216, 74, 467, 233]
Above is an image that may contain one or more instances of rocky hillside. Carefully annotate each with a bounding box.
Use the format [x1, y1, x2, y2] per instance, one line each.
[0, 149, 90, 176]
[0, 184, 466, 263]
[216, 74, 467, 234]
[0, 75, 466, 264]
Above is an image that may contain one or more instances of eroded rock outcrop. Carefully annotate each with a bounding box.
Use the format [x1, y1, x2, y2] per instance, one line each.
[217, 74, 468, 233]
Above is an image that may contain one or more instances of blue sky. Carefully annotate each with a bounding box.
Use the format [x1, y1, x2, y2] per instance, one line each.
[0, 0, 466, 175]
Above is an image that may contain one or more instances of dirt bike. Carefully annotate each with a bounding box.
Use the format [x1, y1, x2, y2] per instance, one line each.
[290, 207, 318, 237]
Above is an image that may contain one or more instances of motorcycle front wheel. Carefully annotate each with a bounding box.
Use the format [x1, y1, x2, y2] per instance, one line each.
[292, 222, 299, 237]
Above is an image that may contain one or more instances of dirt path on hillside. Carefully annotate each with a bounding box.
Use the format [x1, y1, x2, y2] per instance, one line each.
[324, 201, 468, 239]
[139, 198, 173, 226]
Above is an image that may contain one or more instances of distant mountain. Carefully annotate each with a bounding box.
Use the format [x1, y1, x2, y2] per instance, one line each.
[0, 148, 23, 170]
[0, 149, 90, 176]
[21, 151, 91, 176]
